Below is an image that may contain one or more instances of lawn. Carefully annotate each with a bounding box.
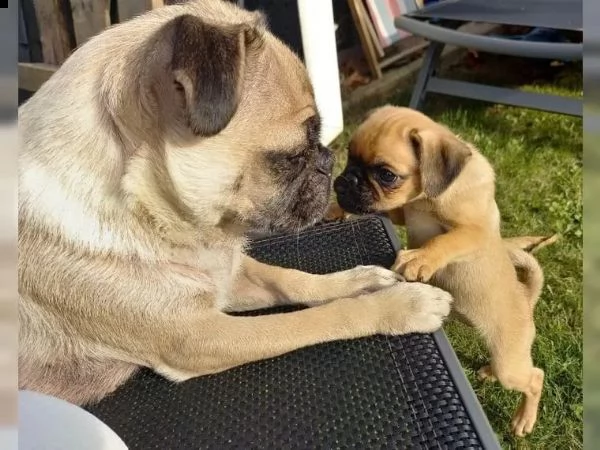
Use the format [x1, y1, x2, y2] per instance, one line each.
[332, 55, 582, 449]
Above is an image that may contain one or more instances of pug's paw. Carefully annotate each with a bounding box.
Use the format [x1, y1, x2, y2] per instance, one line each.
[375, 282, 452, 335]
[335, 265, 405, 298]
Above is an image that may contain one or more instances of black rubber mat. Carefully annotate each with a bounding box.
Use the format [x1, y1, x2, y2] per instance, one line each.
[411, 0, 582, 31]
[86, 215, 500, 449]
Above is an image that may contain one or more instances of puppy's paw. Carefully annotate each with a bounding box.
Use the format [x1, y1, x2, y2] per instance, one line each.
[392, 249, 440, 282]
[510, 368, 543, 437]
[324, 202, 349, 221]
[376, 282, 452, 335]
[308, 265, 403, 303]
[511, 402, 537, 437]
[477, 365, 497, 382]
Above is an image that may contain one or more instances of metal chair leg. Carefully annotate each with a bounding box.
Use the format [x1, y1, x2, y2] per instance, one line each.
[409, 41, 444, 110]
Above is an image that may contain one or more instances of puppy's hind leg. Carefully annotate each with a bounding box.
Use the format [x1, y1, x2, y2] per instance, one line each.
[483, 318, 544, 437]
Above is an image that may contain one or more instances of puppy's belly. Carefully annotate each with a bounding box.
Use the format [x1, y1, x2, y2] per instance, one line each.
[431, 254, 524, 329]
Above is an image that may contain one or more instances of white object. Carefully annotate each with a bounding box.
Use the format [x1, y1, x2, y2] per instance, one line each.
[18, 390, 128, 450]
[297, 0, 344, 146]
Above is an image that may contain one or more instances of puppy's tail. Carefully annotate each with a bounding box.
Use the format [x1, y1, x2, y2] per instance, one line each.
[504, 234, 558, 309]
[508, 249, 544, 308]
[503, 234, 560, 254]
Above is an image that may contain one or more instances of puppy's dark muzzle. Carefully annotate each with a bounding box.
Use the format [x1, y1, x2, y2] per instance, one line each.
[316, 145, 334, 177]
[333, 170, 359, 195]
[333, 168, 372, 215]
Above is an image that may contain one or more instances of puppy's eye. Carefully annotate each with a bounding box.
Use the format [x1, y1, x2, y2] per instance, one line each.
[377, 168, 398, 185]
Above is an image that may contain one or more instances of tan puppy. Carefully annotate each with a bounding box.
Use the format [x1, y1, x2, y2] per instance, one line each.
[331, 105, 550, 437]
[18, 3, 453, 406]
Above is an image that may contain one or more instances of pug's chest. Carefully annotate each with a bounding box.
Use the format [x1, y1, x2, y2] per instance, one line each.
[181, 245, 242, 307]
[403, 206, 449, 249]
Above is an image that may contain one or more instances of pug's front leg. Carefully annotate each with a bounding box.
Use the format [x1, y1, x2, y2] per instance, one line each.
[225, 256, 404, 312]
[159, 281, 453, 381]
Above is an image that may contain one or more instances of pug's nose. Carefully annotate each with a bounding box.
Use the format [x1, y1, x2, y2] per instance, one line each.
[316, 145, 334, 176]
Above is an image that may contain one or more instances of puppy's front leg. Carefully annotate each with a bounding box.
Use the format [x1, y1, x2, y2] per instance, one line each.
[225, 255, 404, 312]
[386, 208, 405, 226]
[392, 226, 488, 282]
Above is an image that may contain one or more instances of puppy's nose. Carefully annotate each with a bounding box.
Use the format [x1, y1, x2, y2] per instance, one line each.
[316, 145, 334, 176]
[333, 176, 346, 194]
[345, 173, 359, 186]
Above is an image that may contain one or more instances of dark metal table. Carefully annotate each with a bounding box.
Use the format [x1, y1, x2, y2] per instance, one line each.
[86, 216, 500, 449]
[395, 0, 582, 116]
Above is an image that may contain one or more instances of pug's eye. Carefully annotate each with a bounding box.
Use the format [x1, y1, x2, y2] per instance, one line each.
[173, 80, 185, 92]
[377, 168, 398, 185]
[285, 153, 307, 172]
[287, 153, 306, 164]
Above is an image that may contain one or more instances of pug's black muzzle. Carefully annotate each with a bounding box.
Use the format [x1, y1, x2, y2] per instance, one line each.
[316, 145, 334, 177]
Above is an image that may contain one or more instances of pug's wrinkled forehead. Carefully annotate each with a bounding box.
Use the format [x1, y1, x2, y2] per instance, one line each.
[127, 0, 319, 149]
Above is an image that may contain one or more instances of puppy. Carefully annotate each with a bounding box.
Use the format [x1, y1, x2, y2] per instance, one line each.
[332, 105, 549, 437]
[18, 2, 453, 406]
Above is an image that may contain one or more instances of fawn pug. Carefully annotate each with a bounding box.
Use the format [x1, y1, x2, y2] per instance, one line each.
[18, 3, 453, 406]
[330, 105, 557, 436]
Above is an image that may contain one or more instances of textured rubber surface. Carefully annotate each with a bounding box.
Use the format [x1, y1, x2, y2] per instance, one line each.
[86, 216, 496, 449]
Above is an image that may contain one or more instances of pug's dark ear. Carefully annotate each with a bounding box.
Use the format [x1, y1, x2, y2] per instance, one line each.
[410, 128, 472, 198]
[166, 14, 264, 136]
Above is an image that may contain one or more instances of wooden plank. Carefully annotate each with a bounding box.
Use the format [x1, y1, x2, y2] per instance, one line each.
[146, 0, 164, 9]
[380, 37, 429, 69]
[117, 0, 147, 22]
[18, 62, 58, 92]
[70, 0, 110, 46]
[32, 0, 75, 65]
[347, 0, 382, 79]
[358, 0, 384, 58]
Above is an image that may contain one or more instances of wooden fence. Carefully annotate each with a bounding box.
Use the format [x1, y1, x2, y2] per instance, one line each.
[18, 0, 166, 92]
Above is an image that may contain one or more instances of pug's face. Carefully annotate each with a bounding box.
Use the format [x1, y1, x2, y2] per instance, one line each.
[333, 106, 471, 214]
[131, 2, 333, 235]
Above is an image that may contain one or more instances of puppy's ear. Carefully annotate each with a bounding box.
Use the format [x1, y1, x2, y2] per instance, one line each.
[162, 14, 264, 136]
[410, 128, 472, 198]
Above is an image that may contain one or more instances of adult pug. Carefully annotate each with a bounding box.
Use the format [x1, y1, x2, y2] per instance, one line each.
[18, 0, 452, 405]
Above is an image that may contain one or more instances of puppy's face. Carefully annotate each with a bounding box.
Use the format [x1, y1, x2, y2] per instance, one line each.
[127, 2, 333, 235]
[333, 106, 471, 214]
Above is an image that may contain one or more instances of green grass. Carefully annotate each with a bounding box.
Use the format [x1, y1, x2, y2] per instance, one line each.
[333, 56, 582, 449]
[583, 123, 599, 449]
